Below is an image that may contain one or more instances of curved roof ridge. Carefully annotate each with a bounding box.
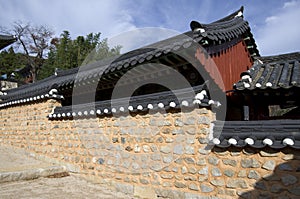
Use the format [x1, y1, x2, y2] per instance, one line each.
[212, 6, 244, 23]
[190, 6, 259, 58]
[190, 6, 245, 30]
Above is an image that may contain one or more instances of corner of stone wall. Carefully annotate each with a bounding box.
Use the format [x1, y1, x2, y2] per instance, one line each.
[46, 99, 62, 113]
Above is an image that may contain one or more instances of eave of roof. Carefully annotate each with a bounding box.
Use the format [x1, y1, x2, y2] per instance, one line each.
[0, 34, 17, 50]
[235, 52, 300, 90]
[190, 6, 259, 58]
[212, 120, 300, 149]
[260, 52, 300, 63]
[48, 84, 221, 119]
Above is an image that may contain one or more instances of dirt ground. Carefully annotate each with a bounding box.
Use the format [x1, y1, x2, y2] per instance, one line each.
[0, 145, 56, 173]
[0, 175, 136, 199]
[0, 145, 136, 199]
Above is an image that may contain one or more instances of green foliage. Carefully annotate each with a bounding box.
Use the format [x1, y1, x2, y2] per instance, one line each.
[0, 47, 26, 80]
[0, 26, 121, 81]
[39, 31, 121, 80]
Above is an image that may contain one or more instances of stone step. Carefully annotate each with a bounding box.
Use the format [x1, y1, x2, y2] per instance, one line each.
[0, 165, 68, 183]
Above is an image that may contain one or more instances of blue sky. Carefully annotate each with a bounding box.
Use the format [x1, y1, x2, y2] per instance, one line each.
[0, 0, 300, 55]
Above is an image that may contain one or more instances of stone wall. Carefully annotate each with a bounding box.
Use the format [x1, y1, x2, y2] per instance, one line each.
[0, 99, 300, 198]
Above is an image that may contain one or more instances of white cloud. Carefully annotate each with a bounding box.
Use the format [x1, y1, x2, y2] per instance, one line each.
[108, 28, 179, 53]
[256, 0, 300, 55]
[265, 16, 278, 24]
[283, 0, 298, 8]
[2, 0, 298, 57]
[0, 0, 137, 39]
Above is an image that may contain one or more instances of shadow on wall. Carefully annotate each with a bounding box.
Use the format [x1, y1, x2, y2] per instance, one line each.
[238, 148, 300, 199]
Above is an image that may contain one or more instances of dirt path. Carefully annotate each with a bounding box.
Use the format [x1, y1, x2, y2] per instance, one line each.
[0, 145, 137, 199]
[0, 145, 55, 172]
[0, 175, 136, 199]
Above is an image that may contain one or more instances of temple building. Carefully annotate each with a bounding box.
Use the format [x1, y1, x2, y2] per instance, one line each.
[0, 34, 18, 93]
[0, 34, 16, 50]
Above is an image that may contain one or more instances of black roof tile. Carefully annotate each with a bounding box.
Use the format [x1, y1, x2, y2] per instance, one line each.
[191, 7, 259, 57]
[212, 120, 300, 149]
[0, 34, 17, 50]
[48, 84, 216, 119]
[235, 52, 300, 90]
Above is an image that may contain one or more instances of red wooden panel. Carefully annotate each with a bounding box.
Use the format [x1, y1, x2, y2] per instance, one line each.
[211, 41, 253, 92]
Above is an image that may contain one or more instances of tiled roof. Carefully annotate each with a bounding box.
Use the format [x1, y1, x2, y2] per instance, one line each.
[0, 6, 256, 108]
[0, 35, 196, 104]
[0, 34, 17, 50]
[0, 87, 63, 108]
[191, 6, 259, 57]
[259, 52, 300, 63]
[212, 120, 300, 149]
[0, 74, 67, 102]
[49, 84, 221, 119]
[235, 52, 300, 90]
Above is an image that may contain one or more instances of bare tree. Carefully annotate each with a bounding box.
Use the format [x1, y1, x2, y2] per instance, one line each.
[1, 21, 54, 82]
